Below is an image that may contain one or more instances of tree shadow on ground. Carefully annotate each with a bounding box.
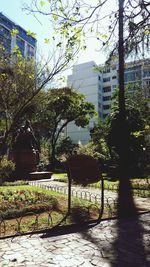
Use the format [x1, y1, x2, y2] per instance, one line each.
[79, 178, 150, 267]
[40, 208, 98, 238]
[110, 178, 150, 267]
[41, 179, 149, 267]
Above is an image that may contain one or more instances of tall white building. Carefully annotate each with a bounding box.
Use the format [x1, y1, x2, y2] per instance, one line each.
[67, 59, 150, 144]
[67, 61, 100, 144]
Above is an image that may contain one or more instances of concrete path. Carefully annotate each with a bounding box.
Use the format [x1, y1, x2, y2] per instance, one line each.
[1, 213, 150, 267]
[31, 179, 150, 213]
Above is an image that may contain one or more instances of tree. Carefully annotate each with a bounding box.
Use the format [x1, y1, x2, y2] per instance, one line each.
[28, 87, 96, 168]
[0, 49, 36, 154]
[23, 0, 150, 216]
[90, 118, 111, 161]
[0, 26, 80, 157]
[56, 137, 78, 160]
[25, 0, 150, 60]
[108, 85, 150, 175]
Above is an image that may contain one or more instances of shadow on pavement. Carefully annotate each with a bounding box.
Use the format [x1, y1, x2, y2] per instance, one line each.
[41, 214, 98, 238]
[41, 178, 149, 267]
[80, 178, 150, 267]
[110, 178, 150, 267]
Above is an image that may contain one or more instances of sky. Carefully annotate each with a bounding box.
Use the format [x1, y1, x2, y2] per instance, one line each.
[1, 0, 117, 65]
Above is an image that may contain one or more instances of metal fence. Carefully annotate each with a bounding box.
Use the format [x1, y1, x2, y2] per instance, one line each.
[1, 179, 149, 238]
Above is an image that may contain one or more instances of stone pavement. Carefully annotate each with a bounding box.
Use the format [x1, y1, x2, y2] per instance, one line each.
[1, 213, 150, 267]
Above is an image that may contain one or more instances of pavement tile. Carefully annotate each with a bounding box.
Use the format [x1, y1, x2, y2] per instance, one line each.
[0, 213, 150, 267]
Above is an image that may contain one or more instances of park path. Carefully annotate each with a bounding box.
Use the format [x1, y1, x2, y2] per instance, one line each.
[1, 213, 150, 267]
[1, 178, 150, 267]
[30, 178, 150, 213]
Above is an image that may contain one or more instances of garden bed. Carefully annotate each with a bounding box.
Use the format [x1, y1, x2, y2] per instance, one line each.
[0, 185, 101, 237]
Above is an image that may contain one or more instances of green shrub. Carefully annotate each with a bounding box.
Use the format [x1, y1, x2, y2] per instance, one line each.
[0, 157, 15, 183]
[74, 142, 103, 160]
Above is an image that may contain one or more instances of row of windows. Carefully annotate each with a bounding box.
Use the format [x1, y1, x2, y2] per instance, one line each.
[103, 95, 111, 101]
[103, 86, 111, 92]
[0, 25, 11, 37]
[102, 65, 117, 73]
[103, 75, 117, 82]
[0, 16, 13, 31]
[126, 66, 141, 72]
[124, 71, 141, 83]
[103, 67, 110, 73]
[0, 14, 36, 47]
[103, 77, 110, 82]
[0, 35, 11, 53]
[143, 80, 150, 85]
[98, 104, 111, 110]
[103, 105, 111, 110]
[143, 70, 150, 77]
[98, 73, 117, 82]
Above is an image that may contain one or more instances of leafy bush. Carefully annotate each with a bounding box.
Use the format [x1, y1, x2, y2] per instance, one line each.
[74, 142, 104, 160]
[56, 137, 78, 160]
[0, 157, 15, 183]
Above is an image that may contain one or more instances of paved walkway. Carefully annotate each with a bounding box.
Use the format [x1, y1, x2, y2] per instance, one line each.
[1, 213, 150, 267]
[31, 179, 150, 213]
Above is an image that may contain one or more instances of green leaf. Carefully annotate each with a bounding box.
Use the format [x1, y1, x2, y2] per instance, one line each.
[44, 38, 50, 44]
[11, 29, 19, 37]
[144, 29, 150, 35]
[12, 45, 19, 53]
[27, 30, 37, 38]
[40, 1, 45, 6]
[52, 14, 58, 21]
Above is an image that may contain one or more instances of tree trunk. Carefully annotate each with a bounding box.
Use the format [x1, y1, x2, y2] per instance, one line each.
[117, 0, 137, 218]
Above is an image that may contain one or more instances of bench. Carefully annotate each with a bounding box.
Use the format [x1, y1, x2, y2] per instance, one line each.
[29, 171, 53, 180]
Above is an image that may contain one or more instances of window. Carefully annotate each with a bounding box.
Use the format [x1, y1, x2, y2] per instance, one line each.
[103, 105, 110, 110]
[16, 37, 25, 56]
[103, 96, 111, 101]
[103, 77, 110, 82]
[112, 76, 117, 79]
[103, 67, 110, 73]
[143, 70, 150, 77]
[103, 86, 111, 93]
[98, 75, 101, 80]
[0, 26, 11, 53]
[27, 44, 35, 58]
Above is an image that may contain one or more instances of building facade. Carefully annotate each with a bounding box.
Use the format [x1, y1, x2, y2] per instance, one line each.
[67, 61, 100, 144]
[67, 59, 150, 144]
[0, 13, 36, 58]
